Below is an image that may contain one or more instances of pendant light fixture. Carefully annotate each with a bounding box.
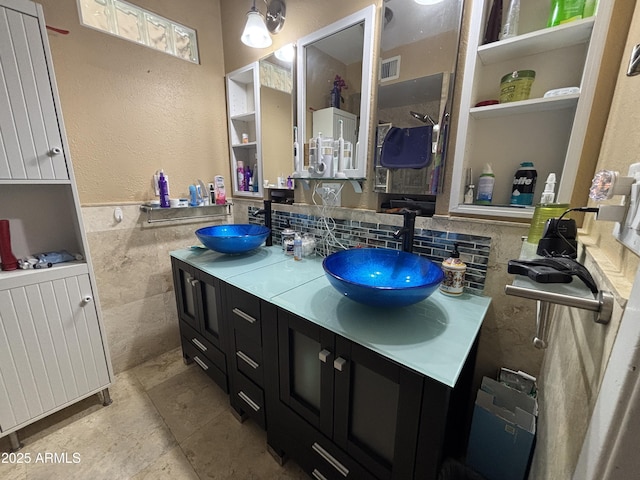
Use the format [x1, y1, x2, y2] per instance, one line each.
[241, 0, 272, 48]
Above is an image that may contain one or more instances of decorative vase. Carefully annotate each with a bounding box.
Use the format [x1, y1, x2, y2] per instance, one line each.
[330, 85, 341, 109]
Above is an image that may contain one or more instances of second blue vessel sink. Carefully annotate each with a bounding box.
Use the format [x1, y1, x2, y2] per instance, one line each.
[195, 224, 270, 254]
[322, 248, 444, 307]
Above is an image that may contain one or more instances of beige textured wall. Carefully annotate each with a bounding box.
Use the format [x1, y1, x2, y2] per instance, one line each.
[40, 0, 229, 204]
[529, 1, 640, 478]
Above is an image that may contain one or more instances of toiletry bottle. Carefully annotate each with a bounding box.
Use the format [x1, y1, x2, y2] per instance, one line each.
[464, 167, 475, 204]
[510, 162, 537, 206]
[189, 184, 198, 206]
[483, 0, 503, 44]
[214, 175, 226, 204]
[527, 173, 570, 244]
[0, 219, 18, 271]
[293, 126, 301, 173]
[287, 176, 293, 189]
[293, 233, 302, 261]
[440, 244, 466, 295]
[244, 165, 252, 192]
[282, 221, 295, 255]
[476, 164, 495, 205]
[237, 160, 245, 191]
[500, 0, 521, 40]
[158, 171, 170, 208]
[548, 0, 585, 27]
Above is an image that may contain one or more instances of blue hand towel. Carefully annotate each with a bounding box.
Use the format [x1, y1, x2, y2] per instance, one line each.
[380, 125, 432, 169]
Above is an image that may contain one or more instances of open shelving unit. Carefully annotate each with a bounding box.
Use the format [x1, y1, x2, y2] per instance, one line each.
[449, 1, 614, 219]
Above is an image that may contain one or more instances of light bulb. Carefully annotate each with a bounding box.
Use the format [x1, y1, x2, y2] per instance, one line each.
[274, 43, 295, 62]
[241, 9, 272, 48]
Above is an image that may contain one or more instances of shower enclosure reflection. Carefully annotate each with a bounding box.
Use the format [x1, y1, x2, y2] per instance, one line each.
[374, 0, 463, 195]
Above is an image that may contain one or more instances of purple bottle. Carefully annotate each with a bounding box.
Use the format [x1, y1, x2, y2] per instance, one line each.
[244, 166, 251, 192]
[158, 172, 170, 208]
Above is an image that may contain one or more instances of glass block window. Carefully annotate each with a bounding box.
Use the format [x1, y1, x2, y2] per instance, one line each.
[77, 0, 199, 64]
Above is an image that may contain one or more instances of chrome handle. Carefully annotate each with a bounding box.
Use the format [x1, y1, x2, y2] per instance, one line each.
[333, 357, 347, 372]
[50, 146, 62, 155]
[236, 350, 259, 369]
[238, 391, 260, 412]
[192, 338, 207, 352]
[312, 469, 329, 480]
[193, 356, 208, 371]
[319, 349, 331, 363]
[312, 443, 349, 477]
[233, 307, 256, 324]
[189, 278, 200, 287]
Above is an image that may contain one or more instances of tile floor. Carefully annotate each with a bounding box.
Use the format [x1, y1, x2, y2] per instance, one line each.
[0, 348, 308, 480]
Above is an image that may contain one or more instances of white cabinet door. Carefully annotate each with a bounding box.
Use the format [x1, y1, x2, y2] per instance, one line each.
[0, 4, 68, 180]
[0, 273, 110, 433]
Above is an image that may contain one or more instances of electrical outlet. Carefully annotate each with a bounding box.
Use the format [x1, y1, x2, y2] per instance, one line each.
[613, 162, 640, 256]
[316, 182, 341, 207]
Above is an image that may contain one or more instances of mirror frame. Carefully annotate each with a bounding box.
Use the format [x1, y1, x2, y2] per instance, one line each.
[295, 5, 377, 180]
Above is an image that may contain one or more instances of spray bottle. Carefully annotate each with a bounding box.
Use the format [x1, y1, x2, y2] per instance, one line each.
[527, 173, 570, 245]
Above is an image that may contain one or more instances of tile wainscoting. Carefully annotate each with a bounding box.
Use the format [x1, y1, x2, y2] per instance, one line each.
[249, 206, 491, 294]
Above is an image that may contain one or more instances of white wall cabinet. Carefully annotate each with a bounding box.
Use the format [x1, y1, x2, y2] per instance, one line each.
[0, 269, 110, 434]
[450, 1, 617, 219]
[0, 1, 68, 181]
[226, 62, 263, 198]
[0, 0, 113, 448]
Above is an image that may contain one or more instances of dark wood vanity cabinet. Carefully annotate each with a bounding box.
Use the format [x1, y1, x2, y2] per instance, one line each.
[170, 258, 477, 480]
[171, 258, 228, 392]
[225, 284, 273, 429]
[266, 309, 465, 480]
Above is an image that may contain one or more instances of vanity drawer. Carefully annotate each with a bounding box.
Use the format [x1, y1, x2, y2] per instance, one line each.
[233, 371, 266, 428]
[228, 287, 262, 342]
[182, 337, 228, 393]
[234, 331, 264, 387]
[180, 320, 227, 373]
[275, 405, 375, 480]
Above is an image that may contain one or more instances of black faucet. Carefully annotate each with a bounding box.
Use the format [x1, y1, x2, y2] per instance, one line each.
[393, 209, 418, 253]
[252, 200, 273, 246]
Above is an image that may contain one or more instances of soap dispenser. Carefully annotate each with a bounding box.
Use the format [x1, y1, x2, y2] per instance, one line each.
[440, 244, 466, 295]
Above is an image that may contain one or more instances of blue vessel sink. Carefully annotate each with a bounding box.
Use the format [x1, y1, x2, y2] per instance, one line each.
[322, 248, 444, 307]
[195, 224, 270, 254]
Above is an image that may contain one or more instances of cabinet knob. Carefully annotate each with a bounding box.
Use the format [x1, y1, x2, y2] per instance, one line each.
[81, 295, 92, 306]
[50, 147, 62, 155]
[318, 349, 331, 363]
[333, 357, 347, 372]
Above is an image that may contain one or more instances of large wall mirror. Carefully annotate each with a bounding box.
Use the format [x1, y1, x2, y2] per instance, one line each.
[294, 6, 376, 180]
[373, 0, 463, 195]
[259, 49, 295, 188]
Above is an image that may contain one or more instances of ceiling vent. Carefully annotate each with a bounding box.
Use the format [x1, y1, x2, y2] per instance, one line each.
[380, 55, 400, 82]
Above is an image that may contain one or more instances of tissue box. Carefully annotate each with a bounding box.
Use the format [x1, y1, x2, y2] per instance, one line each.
[466, 377, 537, 480]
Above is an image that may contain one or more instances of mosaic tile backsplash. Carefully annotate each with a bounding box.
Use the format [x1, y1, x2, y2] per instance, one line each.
[249, 207, 491, 294]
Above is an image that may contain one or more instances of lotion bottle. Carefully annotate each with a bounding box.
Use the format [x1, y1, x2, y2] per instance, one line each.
[476, 164, 495, 205]
[440, 244, 466, 295]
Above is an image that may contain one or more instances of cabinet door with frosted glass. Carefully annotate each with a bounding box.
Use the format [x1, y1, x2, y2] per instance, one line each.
[277, 309, 335, 438]
[0, 2, 68, 180]
[333, 338, 425, 480]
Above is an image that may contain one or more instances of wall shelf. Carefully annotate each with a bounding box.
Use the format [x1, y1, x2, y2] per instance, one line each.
[140, 203, 231, 223]
[477, 18, 594, 65]
[469, 94, 579, 119]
